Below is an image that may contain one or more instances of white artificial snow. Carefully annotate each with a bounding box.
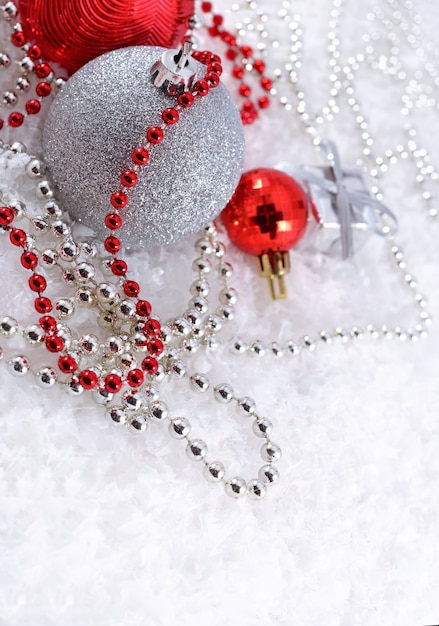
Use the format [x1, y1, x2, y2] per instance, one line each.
[1, 1, 438, 624]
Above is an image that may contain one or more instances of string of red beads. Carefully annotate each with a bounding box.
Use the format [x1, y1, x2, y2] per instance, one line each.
[0, 16, 63, 133]
[1, 49, 223, 394]
[200, 2, 271, 124]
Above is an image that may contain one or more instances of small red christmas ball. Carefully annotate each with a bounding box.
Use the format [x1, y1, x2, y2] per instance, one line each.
[221, 168, 308, 256]
[19, 0, 194, 74]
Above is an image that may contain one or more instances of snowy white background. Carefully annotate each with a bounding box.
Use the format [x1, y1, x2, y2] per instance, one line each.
[1, 1, 439, 625]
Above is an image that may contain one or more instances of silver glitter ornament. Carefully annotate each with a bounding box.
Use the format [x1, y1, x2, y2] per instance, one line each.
[43, 46, 245, 250]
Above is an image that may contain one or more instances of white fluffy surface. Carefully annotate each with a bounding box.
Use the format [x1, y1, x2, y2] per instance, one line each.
[1, 1, 439, 625]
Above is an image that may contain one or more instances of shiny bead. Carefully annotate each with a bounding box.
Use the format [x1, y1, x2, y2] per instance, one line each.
[25, 99, 41, 115]
[219, 288, 238, 305]
[141, 356, 159, 375]
[247, 479, 267, 500]
[170, 359, 186, 378]
[24, 324, 45, 345]
[76, 288, 94, 306]
[146, 126, 164, 143]
[107, 336, 125, 355]
[58, 354, 78, 374]
[190, 279, 210, 298]
[259, 464, 280, 485]
[62, 269, 76, 285]
[45, 335, 64, 353]
[177, 91, 194, 108]
[28, 44, 42, 59]
[75, 262, 95, 282]
[132, 147, 149, 165]
[190, 372, 209, 392]
[143, 384, 159, 402]
[93, 387, 114, 405]
[150, 401, 168, 422]
[193, 79, 209, 96]
[237, 396, 256, 417]
[52, 220, 70, 238]
[204, 461, 225, 482]
[8, 112, 24, 127]
[32, 216, 50, 233]
[286, 340, 301, 356]
[192, 256, 212, 274]
[28, 273, 47, 293]
[10, 228, 26, 246]
[168, 417, 190, 439]
[128, 415, 148, 434]
[0, 206, 15, 226]
[79, 334, 100, 355]
[120, 354, 137, 370]
[214, 383, 234, 403]
[104, 235, 121, 253]
[253, 417, 273, 438]
[184, 309, 202, 327]
[120, 170, 138, 188]
[123, 280, 140, 298]
[36, 367, 57, 388]
[45, 201, 62, 219]
[35, 82, 51, 97]
[59, 240, 79, 260]
[171, 317, 191, 336]
[146, 338, 164, 356]
[37, 180, 54, 200]
[107, 406, 128, 425]
[104, 373, 123, 393]
[186, 438, 207, 460]
[217, 305, 234, 321]
[117, 300, 136, 319]
[78, 369, 99, 390]
[225, 477, 247, 499]
[18, 57, 33, 73]
[0, 52, 11, 69]
[250, 340, 267, 356]
[26, 159, 43, 178]
[162, 108, 179, 124]
[55, 299, 75, 318]
[65, 375, 84, 396]
[34, 297, 52, 314]
[39, 315, 57, 333]
[8, 355, 30, 376]
[1, 316, 18, 336]
[123, 389, 143, 411]
[194, 238, 213, 256]
[95, 282, 119, 305]
[261, 442, 282, 462]
[126, 368, 144, 388]
[110, 191, 128, 209]
[105, 213, 123, 230]
[190, 296, 208, 313]
[136, 300, 152, 317]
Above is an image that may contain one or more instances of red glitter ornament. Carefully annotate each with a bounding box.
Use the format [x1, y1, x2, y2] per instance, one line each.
[19, 0, 194, 75]
[221, 168, 309, 299]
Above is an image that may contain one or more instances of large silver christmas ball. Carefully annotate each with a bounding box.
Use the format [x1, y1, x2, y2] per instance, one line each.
[43, 46, 244, 249]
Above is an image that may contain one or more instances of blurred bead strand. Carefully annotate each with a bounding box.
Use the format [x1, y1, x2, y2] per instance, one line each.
[0, 1, 65, 133]
[196, 0, 438, 218]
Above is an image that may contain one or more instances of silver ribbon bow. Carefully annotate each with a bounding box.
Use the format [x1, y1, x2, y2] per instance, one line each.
[283, 140, 398, 259]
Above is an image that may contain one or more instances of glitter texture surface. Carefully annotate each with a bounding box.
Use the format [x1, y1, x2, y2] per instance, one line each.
[43, 46, 245, 249]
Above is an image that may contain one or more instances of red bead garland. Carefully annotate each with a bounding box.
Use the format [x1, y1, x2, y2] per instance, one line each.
[3, 47, 223, 394]
[201, 4, 273, 124]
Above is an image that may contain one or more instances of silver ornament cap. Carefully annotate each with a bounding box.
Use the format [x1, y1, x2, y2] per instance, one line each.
[43, 46, 245, 250]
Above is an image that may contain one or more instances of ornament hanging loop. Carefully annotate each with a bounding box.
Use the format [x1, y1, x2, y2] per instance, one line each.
[257, 251, 290, 300]
[150, 42, 196, 95]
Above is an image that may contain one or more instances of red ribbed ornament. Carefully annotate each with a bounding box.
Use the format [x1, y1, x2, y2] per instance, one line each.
[19, 0, 195, 74]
